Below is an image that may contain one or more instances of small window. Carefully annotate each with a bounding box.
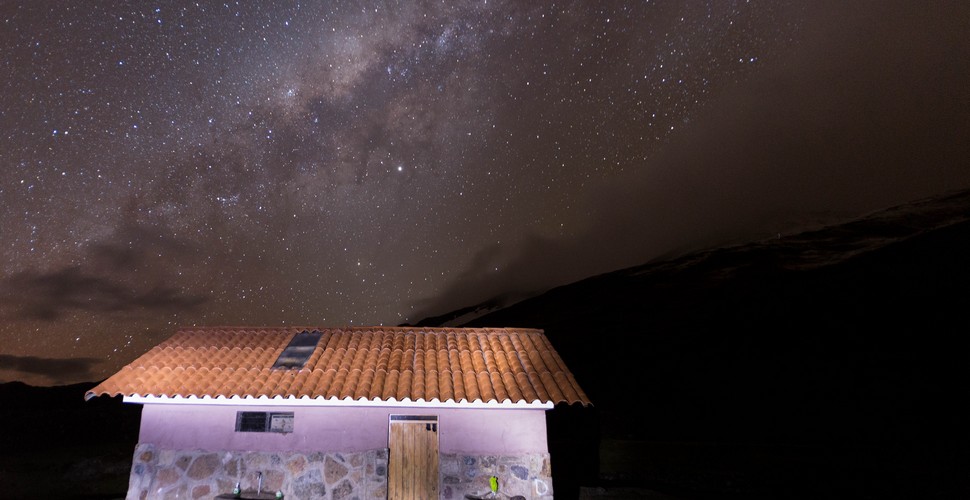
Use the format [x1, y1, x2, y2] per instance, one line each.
[273, 330, 323, 369]
[235, 411, 294, 433]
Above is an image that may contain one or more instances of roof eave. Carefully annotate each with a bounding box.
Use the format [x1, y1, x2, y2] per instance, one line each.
[122, 394, 555, 409]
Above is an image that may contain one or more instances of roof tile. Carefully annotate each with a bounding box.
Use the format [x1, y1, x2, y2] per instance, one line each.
[438, 370, 453, 402]
[451, 371, 466, 401]
[501, 372, 521, 402]
[490, 372, 508, 402]
[477, 372, 495, 402]
[341, 369, 360, 399]
[462, 371, 480, 401]
[383, 370, 399, 400]
[356, 369, 374, 400]
[370, 369, 387, 399]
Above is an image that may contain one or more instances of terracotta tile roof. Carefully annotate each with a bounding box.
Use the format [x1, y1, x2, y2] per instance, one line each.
[86, 326, 590, 406]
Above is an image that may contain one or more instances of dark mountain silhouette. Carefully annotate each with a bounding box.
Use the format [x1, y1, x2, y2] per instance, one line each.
[409, 294, 510, 327]
[417, 188, 970, 499]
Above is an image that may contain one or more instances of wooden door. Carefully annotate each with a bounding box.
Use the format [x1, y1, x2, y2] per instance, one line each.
[388, 415, 439, 500]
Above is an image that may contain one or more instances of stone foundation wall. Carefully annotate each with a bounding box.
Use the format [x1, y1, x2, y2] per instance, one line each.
[125, 445, 552, 499]
[439, 453, 554, 500]
[127, 443, 387, 500]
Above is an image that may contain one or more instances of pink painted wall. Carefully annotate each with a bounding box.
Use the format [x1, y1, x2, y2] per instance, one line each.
[138, 404, 548, 454]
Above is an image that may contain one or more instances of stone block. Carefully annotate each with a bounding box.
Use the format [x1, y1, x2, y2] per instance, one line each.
[264, 469, 285, 492]
[156, 467, 180, 487]
[245, 453, 268, 471]
[331, 479, 354, 500]
[191, 484, 210, 499]
[370, 483, 386, 499]
[187, 453, 220, 480]
[157, 449, 176, 466]
[287, 455, 307, 476]
[216, 478, 236, 495]
[293, 469, 325, 500]
[439, 454, 459, 476]
[226, 457, 242, 477]
[510, 464, 529, 480]
[325, 455, 349, 484]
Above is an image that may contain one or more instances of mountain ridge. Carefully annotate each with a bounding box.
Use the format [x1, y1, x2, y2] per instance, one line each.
[412, 188, 970, 331]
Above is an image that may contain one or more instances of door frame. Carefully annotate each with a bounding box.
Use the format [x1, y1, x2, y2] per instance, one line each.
[388, 414, 440, 500]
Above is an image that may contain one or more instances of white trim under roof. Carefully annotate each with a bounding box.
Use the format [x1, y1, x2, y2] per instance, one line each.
[123, 394, 554, 409]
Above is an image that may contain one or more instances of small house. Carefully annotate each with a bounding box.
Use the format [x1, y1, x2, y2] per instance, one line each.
[87, 326, 590, 499]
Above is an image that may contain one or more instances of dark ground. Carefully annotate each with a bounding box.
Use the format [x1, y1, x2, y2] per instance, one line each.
[0, 381, 140, 499]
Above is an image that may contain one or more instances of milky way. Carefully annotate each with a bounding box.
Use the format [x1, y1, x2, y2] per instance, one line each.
[2, 1, 968, 384]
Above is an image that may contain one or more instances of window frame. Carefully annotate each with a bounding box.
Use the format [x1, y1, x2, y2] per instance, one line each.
[235, 411, 294, 433]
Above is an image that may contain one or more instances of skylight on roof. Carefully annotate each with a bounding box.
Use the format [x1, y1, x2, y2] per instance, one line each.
[272, 329, 322, 369]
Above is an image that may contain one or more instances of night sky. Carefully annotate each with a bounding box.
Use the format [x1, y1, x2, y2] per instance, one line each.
[2, 1, 968, 386]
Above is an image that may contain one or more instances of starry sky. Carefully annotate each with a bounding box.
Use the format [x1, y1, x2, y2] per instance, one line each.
[2, 1, 968, 385]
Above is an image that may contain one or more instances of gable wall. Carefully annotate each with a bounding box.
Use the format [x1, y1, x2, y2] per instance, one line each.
[139, 404, 548, 454]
